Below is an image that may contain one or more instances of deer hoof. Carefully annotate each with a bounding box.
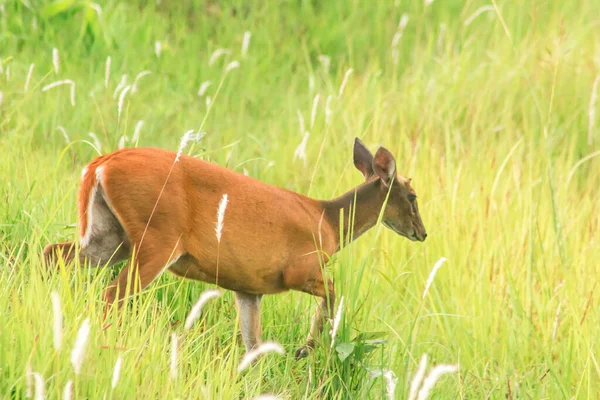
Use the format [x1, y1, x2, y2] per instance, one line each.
[294, 345, 310, 360]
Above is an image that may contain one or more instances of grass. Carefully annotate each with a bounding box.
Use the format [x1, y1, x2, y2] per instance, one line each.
[1, 0, 600, 398]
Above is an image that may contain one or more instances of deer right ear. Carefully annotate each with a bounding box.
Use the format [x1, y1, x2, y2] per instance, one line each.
[353, 138, 374, 179]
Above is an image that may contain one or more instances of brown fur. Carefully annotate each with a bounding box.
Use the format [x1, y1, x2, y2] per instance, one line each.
[44, 138, 426, 358]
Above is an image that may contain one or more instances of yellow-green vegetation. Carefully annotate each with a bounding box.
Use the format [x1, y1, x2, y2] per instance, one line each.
[1, 0, 599, 398]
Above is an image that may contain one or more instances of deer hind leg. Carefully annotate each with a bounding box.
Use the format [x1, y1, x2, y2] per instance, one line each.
[43, 241, 79, 267]
[234, 292, 263, 352]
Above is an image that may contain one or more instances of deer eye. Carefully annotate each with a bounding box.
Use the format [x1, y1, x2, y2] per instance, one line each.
[408, 194, 417, 202]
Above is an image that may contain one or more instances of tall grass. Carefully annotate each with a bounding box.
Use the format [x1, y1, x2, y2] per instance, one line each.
[1, 0, 599, 398]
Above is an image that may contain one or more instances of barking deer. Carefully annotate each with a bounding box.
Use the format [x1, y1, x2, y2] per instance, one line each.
[44, 138, 427, 358]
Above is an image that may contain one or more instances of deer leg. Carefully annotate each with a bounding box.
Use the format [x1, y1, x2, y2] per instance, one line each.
[295, 278, 335, 359]
[235, 292, 263, 352]
[43, 241, 80, 267]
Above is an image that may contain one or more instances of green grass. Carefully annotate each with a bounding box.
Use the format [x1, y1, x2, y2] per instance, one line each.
[2, 0, 600, 398]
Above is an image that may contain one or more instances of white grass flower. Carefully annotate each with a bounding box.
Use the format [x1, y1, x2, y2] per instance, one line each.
[464, 5, 495, 26]
[170, 333, 178, 379]
[88, 132, 102, 152]
[197, 81, 212, 97]
[132, 120, 144, 144]
[416, 364, 458, 400]
[70, 318, 91, 375]
[338, 68, 353, 98]
[155, 41, 162, 58]
[105, 56, 111, 88]
[25, 363, 32, 398]
[241, 31, 251, 57]
[422, 257, 447, 299]
[33, 372, 45, 400]
[318, 55, 330, 72]
[325, 95, 333, 125]
[237, 341, 285, 372]
[184, 289, 222, 330]
[399, 13, 409, 31]
[588, 74, 600, 145]
[51, 291, 62, 352]
[408, 354, 428, 400]
[52, 48, 59, 74]
[113, 74, 128, 98]
[118, 135, 128, 149]
[384, 370, 397, 400]
[311, 94, 320, 129]
[24, 64, 35, 92]
[89, 3, 102, 17]
[297, 109, 305, 136]
[215, 194, 228, 243]
[42, 80, 76, 106]
[62, 380, 73, 400]
[424, 0, 435, 7]
[224, 60, 240, 74]
[111, 355, 123, 389]
[176, 130, 206, 162]
[209, 48, 231, 66]
[117, 85, 131, 118]
[131, 70, 151, 94]
[57, 126, 70, 144]
[206, 96, 211, 107]
[330, 296, 344, 348]
[293, 132, 309, 166]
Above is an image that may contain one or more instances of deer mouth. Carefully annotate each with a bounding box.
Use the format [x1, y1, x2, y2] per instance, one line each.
[382, 221, 419, 241]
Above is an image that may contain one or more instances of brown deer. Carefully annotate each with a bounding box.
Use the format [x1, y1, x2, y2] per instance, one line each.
[44, 138, 427, 358]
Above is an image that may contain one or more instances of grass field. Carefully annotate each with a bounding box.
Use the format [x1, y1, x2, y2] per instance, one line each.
[2, 0, 600, 398]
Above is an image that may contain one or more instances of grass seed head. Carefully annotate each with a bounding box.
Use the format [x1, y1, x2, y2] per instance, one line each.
[70, 318, 91, 375]
[237, 341, 285, 372]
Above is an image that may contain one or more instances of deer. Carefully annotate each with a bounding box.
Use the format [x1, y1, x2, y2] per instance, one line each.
[44, 137, 427, 359]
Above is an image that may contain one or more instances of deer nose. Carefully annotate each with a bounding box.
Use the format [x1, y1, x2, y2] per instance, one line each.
[422, 232, 427, 241]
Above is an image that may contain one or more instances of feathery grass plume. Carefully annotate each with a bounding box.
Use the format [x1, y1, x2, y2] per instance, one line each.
[117, 85, 131, 119]
[237, 341, 285, 372]
[215, 194, 228, 243]
[42, 80, 76, 106]
[51, 291, 62, 352]
[325, 95, 333, 124]
[170, 333, 178, 379]
[552, 301, 562, 342]
[33, 372, 45, 400]
[52, 48, 59, 74]
[241, 31, 251, 57]
[111, 355, 123, 389]
[205, 96, 211, 107]
[176, 130, 206, 162]
[293, 132, 309, 167]
[104, 56, 111, 88]
[422, 257, 447, 299]
[424, 0, 435, 6]
[296, 109, 305, 136]
[88, 132, 102, 152]
[338, 68, 353, 98]
[132, 120, 144, 145]
[311, 94, 320, 129]
[112, 74, 128, 98]
[391, 14, 409, 64]
[464, 5, 495, 26]
[184, 289, 222, 330]
[70, 318, 91, 375]
[25, 363, 32, 398]
[89, 3, 102, 16]
[197, 81, 212, 97]
[118, 135, 128, 149]
[57, 126, 70, 143]
[408, 354, 428, 400]
[224, 60, 240, 75]
[318, 54, 331, 72]
[131, 70, 151, 93]
[416, 364, 458, 400]
[24, 64, 35, 92]
[588, 74, 600, 145]
[330, 296, 344, 348]
[384, 370, 397, 399]
[155, 41, 162, 58]
[208, 48, 231, 66]
[63, 380, 73, 400]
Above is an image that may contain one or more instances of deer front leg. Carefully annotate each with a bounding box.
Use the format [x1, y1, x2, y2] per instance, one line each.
[235, 292, 263, 351]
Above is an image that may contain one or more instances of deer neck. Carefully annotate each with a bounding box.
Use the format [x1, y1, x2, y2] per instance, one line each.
[321, 179, 384, 250]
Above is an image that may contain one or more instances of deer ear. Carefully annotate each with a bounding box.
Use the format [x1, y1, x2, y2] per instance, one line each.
[353, 138, 374, 179]
[373, 147, 396, 186]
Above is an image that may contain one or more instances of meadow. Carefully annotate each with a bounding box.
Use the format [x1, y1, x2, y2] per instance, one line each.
[1, 0, 600, 398]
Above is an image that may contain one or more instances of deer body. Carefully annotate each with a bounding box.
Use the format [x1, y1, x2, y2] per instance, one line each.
[44, 139, 426, 358]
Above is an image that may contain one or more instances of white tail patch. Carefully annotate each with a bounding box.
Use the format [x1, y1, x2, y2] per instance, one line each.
[80, 166, 103, 247]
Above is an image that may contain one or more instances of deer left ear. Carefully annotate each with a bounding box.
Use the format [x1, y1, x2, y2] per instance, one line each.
[372, 147, 396, 186]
